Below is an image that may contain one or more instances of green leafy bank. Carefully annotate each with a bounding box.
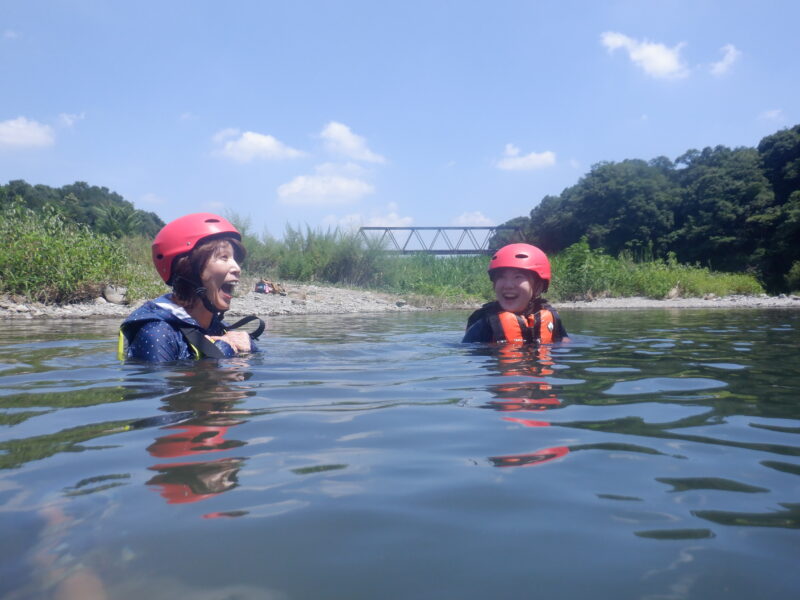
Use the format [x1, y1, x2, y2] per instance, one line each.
[224, 224, 767, 303]
[0, 205, 161, 303]
[0, 207, 768, 306]
[493, 124, 800, 293]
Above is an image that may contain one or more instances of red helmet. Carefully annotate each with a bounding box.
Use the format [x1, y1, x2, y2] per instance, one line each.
[488, 243, 551, 289]
[152, 213, 241, 284]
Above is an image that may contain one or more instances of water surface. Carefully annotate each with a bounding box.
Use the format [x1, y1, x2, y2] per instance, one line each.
[1, 309, 799, 599]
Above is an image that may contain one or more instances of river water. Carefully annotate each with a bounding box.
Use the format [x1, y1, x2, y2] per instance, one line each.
[1, 309, 798, 600]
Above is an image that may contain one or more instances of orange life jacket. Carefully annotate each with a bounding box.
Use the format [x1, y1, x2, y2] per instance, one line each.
[488, 308, 558, 344]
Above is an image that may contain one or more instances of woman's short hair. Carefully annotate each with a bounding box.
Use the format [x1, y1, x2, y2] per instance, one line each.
[171, 235, 246, 305]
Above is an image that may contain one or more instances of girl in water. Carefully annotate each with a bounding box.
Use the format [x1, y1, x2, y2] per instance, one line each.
[463, 243, 567, 344]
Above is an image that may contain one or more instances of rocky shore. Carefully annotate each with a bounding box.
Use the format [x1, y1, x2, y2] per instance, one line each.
[1, 283, 799, 320]
[0, 282, 424, 320]
[554, 294, 800, 310]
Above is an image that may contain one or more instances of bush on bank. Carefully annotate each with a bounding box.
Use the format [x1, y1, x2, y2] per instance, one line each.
[549, 239, 764, 300]
[0, 206, 160, 303]
[234, 229, 764, 302]
[0, 211, 765, 304]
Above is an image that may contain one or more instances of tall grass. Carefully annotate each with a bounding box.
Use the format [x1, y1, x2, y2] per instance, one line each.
[229, 224, 490, 300]
[117, 235, 168, 300]
[379, 254, 489, 301]
[0, 209, 766, 304]
[235, 231, 764, 301]
[787, 261, 800, 293]
[549, 239, 763, 300]
[0, 205, 161, 303]
[276, 226, 387, 286]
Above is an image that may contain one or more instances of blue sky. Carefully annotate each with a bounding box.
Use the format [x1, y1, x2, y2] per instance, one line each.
[1, 0, 798, 237]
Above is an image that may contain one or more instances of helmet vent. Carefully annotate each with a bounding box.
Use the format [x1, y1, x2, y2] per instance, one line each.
[156, 253, 164, 259]
[515, 253, 529, 259]
[205, 218, 221, 223]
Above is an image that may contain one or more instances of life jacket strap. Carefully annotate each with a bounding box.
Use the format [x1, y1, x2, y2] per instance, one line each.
[178, 327, 228, 359]
[226, 315, 266, 340]
[117, 330, 127, 361]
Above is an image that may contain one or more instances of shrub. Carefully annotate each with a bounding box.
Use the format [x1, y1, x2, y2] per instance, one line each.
[786, 261, 800, 293]
[0, 204, 130, 302]
[549, 238, 763, 300]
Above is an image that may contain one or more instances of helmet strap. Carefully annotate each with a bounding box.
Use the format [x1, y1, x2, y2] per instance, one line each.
[194, 286, 225, 321]
[172, 275, 225, 321]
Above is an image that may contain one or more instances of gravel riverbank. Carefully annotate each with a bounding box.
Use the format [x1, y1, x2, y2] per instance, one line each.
[1, 283, 799, 320]
[0, 282, 425, 320]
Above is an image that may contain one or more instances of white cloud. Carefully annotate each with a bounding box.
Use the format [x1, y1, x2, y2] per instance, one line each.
[212, 127, 240, 143]
[314, 161, 368, 177]
[321, 121, 385, 163]
[323, 202, 413, 229]
[710, 44, 741, 76]
[3, 30, 20, 40]
[214, 129, 306, 162]
[321, 213, 364, 230]
[452, 211, 494, 226]
[758, 109, 784, 121]
[277, 174, 374, 206]
[366, 203, 412, 226]
[601, 31, 689, 79]
[496, 144, 556, 171]
[58, 112, 85, 127]
[179, 112, 196, 121]
[140, 192, 166, 206]
[0, 117, 55, 148]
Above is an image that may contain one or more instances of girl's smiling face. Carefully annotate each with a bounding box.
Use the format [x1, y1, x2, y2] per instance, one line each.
[492, 268, 539, 314]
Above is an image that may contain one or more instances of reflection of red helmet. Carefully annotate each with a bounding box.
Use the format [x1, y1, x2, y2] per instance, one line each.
[147, 425, 236, 458]
[502, 417, 551, 427]
[150, 482, 218, 504]
[489, 445, 569, 467]
[147, 457, 242, 504]
[488, 397, 561, 412]
[488, 243, 551, 289]
[152, 213, 241, 284]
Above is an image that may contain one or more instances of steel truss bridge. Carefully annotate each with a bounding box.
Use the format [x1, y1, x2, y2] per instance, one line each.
[358, 226, 524, 255]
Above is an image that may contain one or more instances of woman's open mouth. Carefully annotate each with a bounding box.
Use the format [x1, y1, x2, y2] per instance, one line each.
[220, 281, 238, 298]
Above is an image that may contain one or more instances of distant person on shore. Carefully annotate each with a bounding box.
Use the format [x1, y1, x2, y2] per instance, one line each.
[462, 243, 567, 344]
[119, 213, 263, 362]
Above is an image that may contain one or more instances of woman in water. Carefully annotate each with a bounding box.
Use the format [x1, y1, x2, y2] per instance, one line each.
[462, 243, 567, 344]
[119, 213, 261, 362]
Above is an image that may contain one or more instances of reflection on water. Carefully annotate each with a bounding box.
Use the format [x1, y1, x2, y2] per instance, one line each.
[0, 309, 799, 599]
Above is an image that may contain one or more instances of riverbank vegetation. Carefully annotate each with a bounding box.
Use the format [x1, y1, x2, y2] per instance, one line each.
[493, 124, 800, 293]
[230, 227, 764, 302]
[2, 123, 796, 304]
[0, 210, 765, 304]
[0, 205, 161, 303]
[0, 180, 163, 238]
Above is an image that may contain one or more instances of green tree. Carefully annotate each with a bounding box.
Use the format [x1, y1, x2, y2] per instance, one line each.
[758, 124, 800, 204]
[527, 158, 679, 257]
[93, 201, 144, 238]
[488, 216, 530, 249]
[0, 180, 164, 237]
[671, 146, 776, 275]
